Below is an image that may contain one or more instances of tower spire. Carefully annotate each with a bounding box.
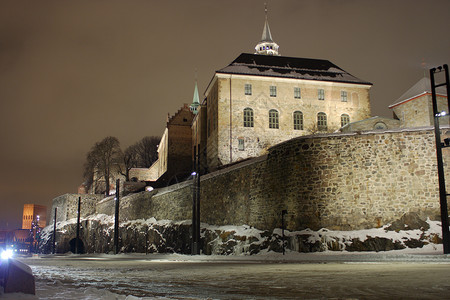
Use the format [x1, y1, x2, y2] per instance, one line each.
[255, 3, 279, 56]
[190, 80, 200, 115]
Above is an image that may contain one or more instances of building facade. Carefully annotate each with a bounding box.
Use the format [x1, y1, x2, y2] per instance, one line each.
[22, 204, 47, 230]
[193, 18, 372, 171]
[130, 104, 194, 186]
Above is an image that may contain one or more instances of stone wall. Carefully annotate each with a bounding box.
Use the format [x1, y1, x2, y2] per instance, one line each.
[52, 127, 449, 234]
[199, 127, 450, 231]
[94, 182, 192, 223]
[51, 194, 104, 223]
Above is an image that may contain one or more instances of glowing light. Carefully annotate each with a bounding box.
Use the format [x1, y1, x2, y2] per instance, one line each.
[191, 172, 197, 176]
[146, 186, 154, 192]
[436, 111, 447, 117]
[1, 249, 13, 260]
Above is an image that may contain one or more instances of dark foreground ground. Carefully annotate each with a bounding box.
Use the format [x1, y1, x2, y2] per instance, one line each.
[8, 251, 450, 299]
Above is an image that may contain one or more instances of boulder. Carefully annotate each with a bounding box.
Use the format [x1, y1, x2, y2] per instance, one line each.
[386, 212, 430, 231]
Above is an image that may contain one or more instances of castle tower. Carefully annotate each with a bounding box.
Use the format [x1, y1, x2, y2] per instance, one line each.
[254, 5, 279, 56]
[190, 82, 200, 115]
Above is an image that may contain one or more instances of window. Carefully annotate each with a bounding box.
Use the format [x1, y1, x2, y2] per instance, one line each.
[238, 138, 244, 151]
[270, 86, 277, 97]
[318, 89, 325, 100]
[341, 114, 350, 127]
[317, 112, 327, 131]
[294, 87, 301, 99]
[245, 84, 252, 95]
[243, 108, 254, 127]
[269, 109, 279, 129]
[293, 111, 303, 130]
[341, 91, 348, 102]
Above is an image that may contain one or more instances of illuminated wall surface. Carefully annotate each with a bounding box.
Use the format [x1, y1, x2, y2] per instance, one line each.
[53, 127, 450, 232]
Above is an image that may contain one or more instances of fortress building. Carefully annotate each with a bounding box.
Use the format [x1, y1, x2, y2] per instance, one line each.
[130, 104, 194, 186]
[46, 8, 450, 255]
[192, 12, 372, 172]
[389, 76, 449, 128]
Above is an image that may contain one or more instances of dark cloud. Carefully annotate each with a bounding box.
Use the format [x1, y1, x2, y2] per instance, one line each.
[0, 0, 449, 229]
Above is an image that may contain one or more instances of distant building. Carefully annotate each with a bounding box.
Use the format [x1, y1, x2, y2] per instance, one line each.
[192, 13, 372, 171]
[342, 76, 449, 133]
[22, 204, 47, 230]
[389, 76, 448, 128]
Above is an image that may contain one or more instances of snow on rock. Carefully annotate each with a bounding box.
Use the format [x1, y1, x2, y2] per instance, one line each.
[39, 213, 444, 255]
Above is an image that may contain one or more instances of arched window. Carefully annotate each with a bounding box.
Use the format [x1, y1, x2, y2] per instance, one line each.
[243, 108, 254, 127]
[374, 122, 387, 130]
[341, 114, 350, 127]
[269, 109, 279, 129]
[293, 111, 303, 130]
[317, 112, 327, 131]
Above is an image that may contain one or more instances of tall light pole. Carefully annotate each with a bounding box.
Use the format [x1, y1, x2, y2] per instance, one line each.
[52, 207, 57, 254]
[430, 64, 450, 254]
[75, 197, 81, 254]
[114, 179, 120, 254]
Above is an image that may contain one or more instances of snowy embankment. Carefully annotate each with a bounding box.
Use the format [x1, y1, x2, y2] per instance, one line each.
[39, 212, 443, 255]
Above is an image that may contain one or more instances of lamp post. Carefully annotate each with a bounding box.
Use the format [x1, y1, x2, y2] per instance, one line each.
[75, 197, 81, 254]
[430, 64, 450, 254]
[52, 208, 57, 254]
[114, 179, 120, 254]
[281, 210, 287, 255]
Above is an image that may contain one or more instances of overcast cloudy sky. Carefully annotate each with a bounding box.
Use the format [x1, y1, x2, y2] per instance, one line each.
[0, 0, 449, 229]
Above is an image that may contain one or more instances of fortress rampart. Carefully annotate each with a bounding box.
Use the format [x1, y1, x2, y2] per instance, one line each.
[52, 127, 450, 233]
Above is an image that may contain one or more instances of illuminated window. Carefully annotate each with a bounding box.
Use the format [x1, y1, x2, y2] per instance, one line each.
[294, 87, 301, 99]
[243, 108, 254, 127]
[270, 86, 277, 97]
[318, 89, 325, 100]
[341, 91, 348, 102]
[341, 114, 350, 127]
[317, 112, 327, 131]
[293, 111, 303, 130]
[269, 109, 279, 129]
[245, 84, 252, 95]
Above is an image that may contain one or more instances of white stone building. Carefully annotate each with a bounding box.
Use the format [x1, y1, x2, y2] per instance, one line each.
[192, 14, 372, 171]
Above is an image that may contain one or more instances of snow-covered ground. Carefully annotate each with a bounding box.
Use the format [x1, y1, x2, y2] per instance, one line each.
[2, 246, 450, 300]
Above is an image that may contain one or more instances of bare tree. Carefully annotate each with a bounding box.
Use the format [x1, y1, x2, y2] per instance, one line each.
[83, 136, 123, 195]
[305, 123, 339, 135]
[121, 142, 140, 181]
[137, 136, 159, 168]
[121, 136, 160, 181]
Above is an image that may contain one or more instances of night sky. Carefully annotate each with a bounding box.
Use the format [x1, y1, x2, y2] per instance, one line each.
[0, 0, 449, 230]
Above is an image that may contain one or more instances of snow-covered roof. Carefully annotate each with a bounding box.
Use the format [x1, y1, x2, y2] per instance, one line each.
[389, 77, 448, 108]
[216, 53, 372, 85]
